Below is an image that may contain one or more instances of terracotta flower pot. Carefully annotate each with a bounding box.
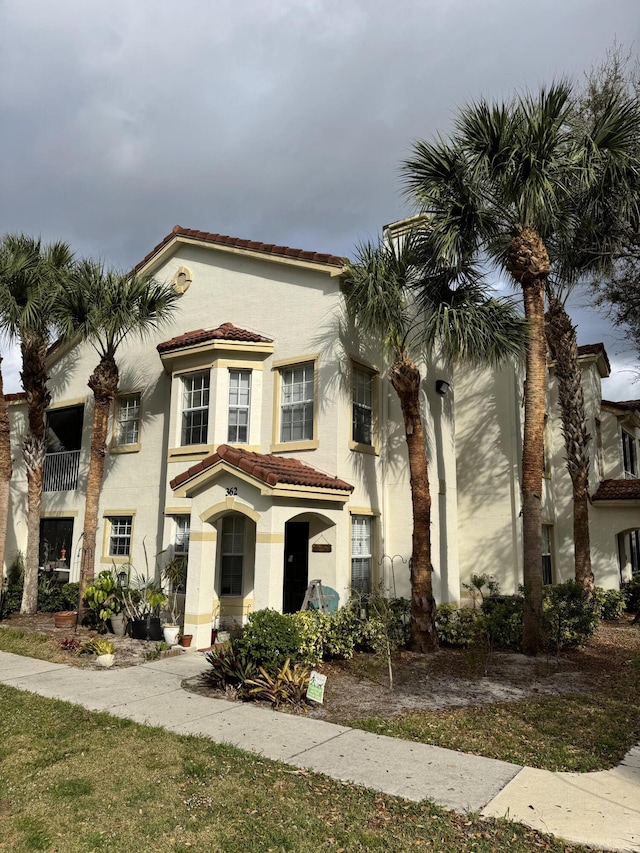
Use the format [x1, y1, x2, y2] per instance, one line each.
[54, 611, 77, 629]
[179, 634, 193, 648]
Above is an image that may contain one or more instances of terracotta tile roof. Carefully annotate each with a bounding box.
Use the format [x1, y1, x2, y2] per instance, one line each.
[577, 342, 611, 373]
[158, 322, 273, 354]
[135, 225, 346, 272]
[170, 444, 354, 493]
[592, 479, 640, 501]
[4, 392, 26, 402]
[602, 399, 640, 414]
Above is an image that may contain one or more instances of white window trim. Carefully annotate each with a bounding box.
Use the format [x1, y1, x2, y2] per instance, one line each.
[622, 428, 638, 479]
[270, 355, 319, 452]
[350, 360, 379, 455]
[101, 512, 136, 565]
[112, 391, 142, 453]
[351, 514, 373, 595]
[227, 369, 252, 444]
[181, 371, 211, 447]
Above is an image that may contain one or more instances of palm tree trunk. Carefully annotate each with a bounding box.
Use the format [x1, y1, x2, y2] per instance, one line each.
[545, 293, 594, 595]
[77, 355, 118, 623]
[19, 335, 50, 615]
[520, 277, 546, 655]
[389, 354, 438, 653]
[507, 225, 549, 656]
[0, 358, 12, 574]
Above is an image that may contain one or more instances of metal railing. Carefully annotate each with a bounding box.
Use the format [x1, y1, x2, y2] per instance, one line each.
[43, 450, 80, 492]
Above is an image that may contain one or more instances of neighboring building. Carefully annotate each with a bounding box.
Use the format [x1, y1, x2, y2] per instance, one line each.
[4, 226, 639, 647]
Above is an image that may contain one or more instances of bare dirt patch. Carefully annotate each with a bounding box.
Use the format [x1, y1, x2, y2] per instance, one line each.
[186, 619, 640, 721]
[0, 611, 169, 667]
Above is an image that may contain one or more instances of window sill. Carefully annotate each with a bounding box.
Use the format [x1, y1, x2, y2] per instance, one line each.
[111, 443, 141, 454]
[100, 555, 132, 565]
[270, 439, 319, 453]
[349, 440, 379, 456]
[168, 444, 215, 462]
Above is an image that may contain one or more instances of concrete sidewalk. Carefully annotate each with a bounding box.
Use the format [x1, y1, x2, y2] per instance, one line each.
[1, 649, 639, 851]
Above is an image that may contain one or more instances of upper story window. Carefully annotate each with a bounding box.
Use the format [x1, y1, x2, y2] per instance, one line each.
[622, 429, 638, 478]
[181, 372, 210, 446]
[352, 365, 373, 446]
[228, 370, 251, 444]
[116, 393, 141, 447]
[280, 363, 314, 443]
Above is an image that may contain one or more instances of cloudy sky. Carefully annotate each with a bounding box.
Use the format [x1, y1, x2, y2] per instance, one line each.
[1, 0, 639, 396]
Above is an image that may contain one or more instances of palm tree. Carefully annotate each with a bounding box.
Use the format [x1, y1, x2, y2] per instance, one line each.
[56, 260, 181, 621]
[0, 235, 74, 613]
[403, 82, 640, 653]
[342, 229, 526, 652]
[544, 290, 594, 594]
[0, 355, 11, 576]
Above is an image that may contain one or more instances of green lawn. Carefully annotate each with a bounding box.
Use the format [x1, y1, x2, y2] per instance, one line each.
[0, 686, 594, 853]
[348, 689, 640, 772]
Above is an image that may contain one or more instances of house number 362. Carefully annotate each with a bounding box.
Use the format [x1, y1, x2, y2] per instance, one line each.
[225, 487, 238, 496]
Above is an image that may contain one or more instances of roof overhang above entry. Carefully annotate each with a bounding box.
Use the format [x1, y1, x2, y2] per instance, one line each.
[170, 444, 354, 504]
[172, 460, 352, 503]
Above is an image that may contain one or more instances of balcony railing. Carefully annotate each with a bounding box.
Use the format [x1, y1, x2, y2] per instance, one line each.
[43, 450, 80, 492]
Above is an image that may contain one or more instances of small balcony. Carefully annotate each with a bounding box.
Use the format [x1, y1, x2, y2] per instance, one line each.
[43, 450, 80, 492]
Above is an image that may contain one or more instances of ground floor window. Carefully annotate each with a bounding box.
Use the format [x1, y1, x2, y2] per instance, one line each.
[221, 515, 244, 596]
[630, 530, 640, 576]
[542, 524, 553, 585]
[173, 515, 190, 557]
[108, 517, 132, 557]
[351, 515, 372, 594]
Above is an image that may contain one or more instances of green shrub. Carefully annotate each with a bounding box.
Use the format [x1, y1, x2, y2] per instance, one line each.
[595, 587, 627, 621]
[435, 604, 480, 647]
[233, 609, 302, 675]
[624, 578, 640, 614]
[204, 645, 257, 687]
[481, 595, 524, 649]
[84, 570, 123, 625]
[543, 580, 599, 650]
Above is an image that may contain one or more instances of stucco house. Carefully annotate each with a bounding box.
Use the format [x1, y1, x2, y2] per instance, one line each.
[4, 225, 639, 648]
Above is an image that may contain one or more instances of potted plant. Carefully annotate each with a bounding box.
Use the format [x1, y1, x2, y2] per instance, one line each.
[122, 578, 167, 641]
[84, 569, 126, 634]
[161, 555, 187, 646]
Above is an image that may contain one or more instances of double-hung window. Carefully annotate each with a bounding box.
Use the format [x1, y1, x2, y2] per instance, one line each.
[181, 372, 210, 446]
[280, 363, 314, 443]
[221, 515, 244, 596]
[622, 430, 638, 478]
[228, 370, 251, 443]
[116, 393, 141, 447]
[351, 515, 372, 594]
[108, 516, 132, 558]
[352, 366, 373, 446]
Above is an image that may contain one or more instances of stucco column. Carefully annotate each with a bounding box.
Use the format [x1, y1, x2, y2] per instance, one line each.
[254, 525, 285, 611]
[183, 519, 217, 649]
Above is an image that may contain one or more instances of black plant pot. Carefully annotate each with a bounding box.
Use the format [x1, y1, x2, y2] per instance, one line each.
[131, 616, 162, 641]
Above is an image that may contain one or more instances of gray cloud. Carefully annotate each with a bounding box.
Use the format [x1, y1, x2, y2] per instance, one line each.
[1, 0, 639, 392]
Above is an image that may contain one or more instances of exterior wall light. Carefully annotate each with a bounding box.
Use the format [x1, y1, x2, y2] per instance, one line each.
[435, 379, 451, 396]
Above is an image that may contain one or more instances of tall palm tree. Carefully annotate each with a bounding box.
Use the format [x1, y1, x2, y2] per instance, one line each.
[403, 82, 640, 653]
[342, 229, 526, 652]
[56, 260, 181, 620]
[0, 355, 11, 576]
[0, 235, 74, 613]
